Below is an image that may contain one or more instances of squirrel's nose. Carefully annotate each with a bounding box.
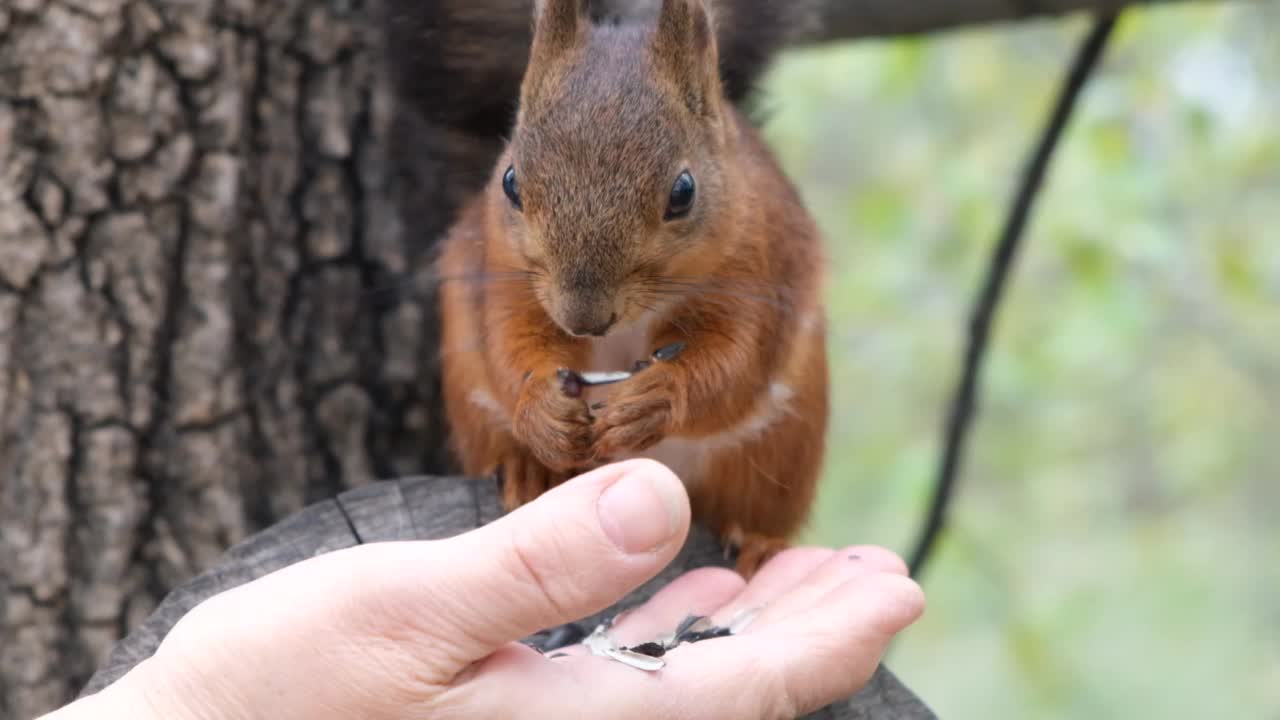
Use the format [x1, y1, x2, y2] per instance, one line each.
[568, 312, 617, 338]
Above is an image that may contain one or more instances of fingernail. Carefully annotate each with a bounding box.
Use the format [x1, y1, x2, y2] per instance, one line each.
[597, 466, 685, 554]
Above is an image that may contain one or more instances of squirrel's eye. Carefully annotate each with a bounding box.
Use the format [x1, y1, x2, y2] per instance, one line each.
[503, 166, 522, 210]
[665, 171, 696, 221]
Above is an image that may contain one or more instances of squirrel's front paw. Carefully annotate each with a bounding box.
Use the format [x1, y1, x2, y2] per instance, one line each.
[513, 372, 595, 472]
[591, 366, 680, 460]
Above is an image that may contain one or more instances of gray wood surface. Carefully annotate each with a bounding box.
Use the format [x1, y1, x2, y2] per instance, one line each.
[81, 475, 937, 719]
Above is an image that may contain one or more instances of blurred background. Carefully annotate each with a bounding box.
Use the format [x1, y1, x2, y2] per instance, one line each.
[756, 3, 1279, 718]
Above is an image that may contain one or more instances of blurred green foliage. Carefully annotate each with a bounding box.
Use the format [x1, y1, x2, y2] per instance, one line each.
[757, 3, 1280, 718]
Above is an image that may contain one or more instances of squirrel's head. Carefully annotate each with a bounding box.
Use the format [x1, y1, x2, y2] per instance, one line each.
[493, 0, 732, 338]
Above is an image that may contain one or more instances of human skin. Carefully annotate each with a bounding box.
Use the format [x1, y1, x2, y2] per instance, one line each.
[44, 460, 924, 720]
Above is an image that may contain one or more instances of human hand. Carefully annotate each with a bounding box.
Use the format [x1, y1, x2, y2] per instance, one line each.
[51, 460, 923, 720]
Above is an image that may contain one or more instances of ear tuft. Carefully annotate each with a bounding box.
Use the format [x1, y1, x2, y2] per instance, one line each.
[522, 0, 590, 110]
[532, 0, 589, 59]
[656, 0, 712, 50]
[652, 0, 721, 117]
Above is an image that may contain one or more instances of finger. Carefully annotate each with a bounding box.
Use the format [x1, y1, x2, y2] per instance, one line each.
[706, 546, 834, 626]
[549, 568, 744, 658]
[667, 571, 925, 719]
[455, 571, 925, 720]
[604, 567, 745, 647]
[733, 545, 909, 629]
[407, 459, 691, 666]
[733, 572, 927, 716]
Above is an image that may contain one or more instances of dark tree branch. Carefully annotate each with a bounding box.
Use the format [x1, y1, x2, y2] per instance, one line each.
[908, 13, 1121, 578]
[789, 0, 1174, 45]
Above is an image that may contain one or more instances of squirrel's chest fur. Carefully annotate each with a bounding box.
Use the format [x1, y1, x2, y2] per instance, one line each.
[583, 318, 653, 379]
[580, 318, 698, 481]
[582, 316, 796, 487]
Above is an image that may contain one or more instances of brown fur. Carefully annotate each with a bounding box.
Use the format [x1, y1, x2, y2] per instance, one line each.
[437, 0, 828, 577]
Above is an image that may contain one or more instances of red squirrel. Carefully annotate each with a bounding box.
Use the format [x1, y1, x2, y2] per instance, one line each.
[437, 0, 828, 576]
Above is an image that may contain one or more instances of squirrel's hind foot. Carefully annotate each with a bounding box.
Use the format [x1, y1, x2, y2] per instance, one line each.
[497, 451, 572, 513]
[726, 531, 792, 580]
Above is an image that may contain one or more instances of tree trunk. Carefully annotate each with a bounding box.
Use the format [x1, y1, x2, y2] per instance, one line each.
[0, 0, 1197, 716]
[0, 1, 455, 714]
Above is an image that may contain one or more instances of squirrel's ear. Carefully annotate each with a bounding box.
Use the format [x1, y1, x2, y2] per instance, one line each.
[530, 0, 588, 65]
[523, 0, 589, 108]
[652, 0, 722, 118]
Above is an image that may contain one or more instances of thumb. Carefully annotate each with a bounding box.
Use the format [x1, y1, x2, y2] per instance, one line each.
[415, 459, 691, 665]
[124, 461, 690, 720]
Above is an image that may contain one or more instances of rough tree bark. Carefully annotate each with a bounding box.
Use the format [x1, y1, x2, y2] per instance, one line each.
[0, 2, 445, 715]
[0, 0, 1193, 716]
